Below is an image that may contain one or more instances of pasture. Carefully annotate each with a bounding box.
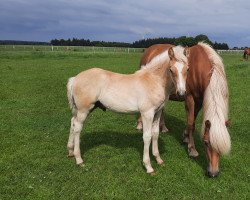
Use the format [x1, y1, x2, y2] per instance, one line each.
[0, 49, 249, 199]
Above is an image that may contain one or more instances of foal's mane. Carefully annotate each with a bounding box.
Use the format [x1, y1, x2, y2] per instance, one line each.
[140, 46, 187, 70]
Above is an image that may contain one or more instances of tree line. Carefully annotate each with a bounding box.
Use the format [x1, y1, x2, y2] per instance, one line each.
[50, 34, 229, 50]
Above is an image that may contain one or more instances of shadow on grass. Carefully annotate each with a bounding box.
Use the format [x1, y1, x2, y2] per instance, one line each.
[165, 114, 207, 171]
[80, 130, 166, 162]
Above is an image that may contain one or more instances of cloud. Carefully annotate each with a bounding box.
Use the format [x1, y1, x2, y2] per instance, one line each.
[0, 0, 249, 47]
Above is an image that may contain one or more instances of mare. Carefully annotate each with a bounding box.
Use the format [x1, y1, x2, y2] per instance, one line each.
[66, 46, 189, 174]
[243, 48, 250, 59]
[137, 43, 231, 177]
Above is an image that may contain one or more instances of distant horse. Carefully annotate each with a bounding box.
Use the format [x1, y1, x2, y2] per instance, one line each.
[137, 43, 231, 177]
[243, 48, 250, 59]
[67, 46, 189, 174]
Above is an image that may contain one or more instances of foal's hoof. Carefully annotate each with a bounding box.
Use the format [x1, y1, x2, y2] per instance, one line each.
[67, 153, 74, 158]
[77, 162, 85, 167]
[148, 171, 156, 176]
[158, 161, 165, 166]
[161, 127, 169, 133]
[183, 137, 189, 144]
[188, 148, 199, 158]
[136, 124, 143, 131]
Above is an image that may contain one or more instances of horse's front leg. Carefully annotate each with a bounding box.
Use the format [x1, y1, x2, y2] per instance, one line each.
[141, 110, 154, 174]
[184, 95, 199, 157]
[152, 109, 164, 165]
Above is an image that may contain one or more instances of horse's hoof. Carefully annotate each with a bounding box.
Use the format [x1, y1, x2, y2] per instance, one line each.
[188, 149, 199, 158]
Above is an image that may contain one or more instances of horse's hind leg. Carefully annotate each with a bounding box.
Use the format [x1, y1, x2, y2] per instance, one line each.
[152, 109, 164, 165]
[72, 110, 89, 166]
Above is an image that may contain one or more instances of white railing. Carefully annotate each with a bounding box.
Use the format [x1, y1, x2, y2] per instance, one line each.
[0, 45, 144, 53]
[217, 49, 244, 54]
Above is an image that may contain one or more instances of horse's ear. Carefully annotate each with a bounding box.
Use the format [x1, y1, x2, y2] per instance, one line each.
[184, 47, 190, 58]
[168, 47, 175, 60]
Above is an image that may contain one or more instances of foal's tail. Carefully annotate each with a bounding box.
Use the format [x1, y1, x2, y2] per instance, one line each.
[67, 77, 77, 114]
[198, 42, 231, 155]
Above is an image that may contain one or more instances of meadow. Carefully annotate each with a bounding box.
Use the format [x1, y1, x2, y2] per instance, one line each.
[0, 49, 249, 199]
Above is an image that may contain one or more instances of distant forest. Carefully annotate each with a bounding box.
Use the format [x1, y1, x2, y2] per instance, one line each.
[50, 34, 230, 50]
[0, 34, 232, 50]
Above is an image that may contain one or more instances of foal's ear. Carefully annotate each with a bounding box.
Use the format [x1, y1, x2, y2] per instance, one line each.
[168, 47, 175, 60]
[184, 47, 190, 58]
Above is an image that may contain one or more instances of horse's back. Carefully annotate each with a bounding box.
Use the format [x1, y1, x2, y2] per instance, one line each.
[188, 45, 213, 99]
[140, 44, 174, 67]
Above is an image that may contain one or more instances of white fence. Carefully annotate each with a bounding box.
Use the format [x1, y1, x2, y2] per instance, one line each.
[0, 45, 245, 55]
[217, 50, 244, 54]
[0, 45, 144, 53]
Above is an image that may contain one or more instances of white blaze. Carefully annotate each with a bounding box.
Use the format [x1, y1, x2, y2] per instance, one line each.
[175, 62, 186, 95]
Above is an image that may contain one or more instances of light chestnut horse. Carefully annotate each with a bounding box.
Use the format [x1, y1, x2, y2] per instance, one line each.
[67, 46, 189, 174]
[243, 48, 250, 59]
[137, 43, 231, 177]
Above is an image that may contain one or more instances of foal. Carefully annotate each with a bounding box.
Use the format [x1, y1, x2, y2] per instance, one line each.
[67, 46, 189, 174]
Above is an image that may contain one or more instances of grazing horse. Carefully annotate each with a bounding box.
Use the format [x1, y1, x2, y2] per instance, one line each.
[67, 46, 189, 174]
[137, 43, 231, 177]
[243, 48, 250, 59]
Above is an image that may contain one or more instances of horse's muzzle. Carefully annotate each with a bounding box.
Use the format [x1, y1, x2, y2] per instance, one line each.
[206, 169, 220, 178]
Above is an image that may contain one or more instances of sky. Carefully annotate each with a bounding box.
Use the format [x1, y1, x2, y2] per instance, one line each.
[0, 0, 249, 47]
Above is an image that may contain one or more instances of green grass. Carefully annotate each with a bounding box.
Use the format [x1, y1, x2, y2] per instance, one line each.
[0, 51, 249, 199]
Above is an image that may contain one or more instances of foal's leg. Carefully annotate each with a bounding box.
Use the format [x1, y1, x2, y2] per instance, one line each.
[136, 114, 143, 131]
[141, 110, 154, 174]
[67, 116, 76, 157]
[159, 111, 169, 133]
[72, 111, 88, 166]
[152, 110, 164, 165]
[137, 111, 169, 133]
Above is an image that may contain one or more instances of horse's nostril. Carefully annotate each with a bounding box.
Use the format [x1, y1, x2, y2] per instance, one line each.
[206, 170, 220, 178]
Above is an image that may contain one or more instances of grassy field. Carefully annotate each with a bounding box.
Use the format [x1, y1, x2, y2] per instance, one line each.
[0, 50, 249, 199]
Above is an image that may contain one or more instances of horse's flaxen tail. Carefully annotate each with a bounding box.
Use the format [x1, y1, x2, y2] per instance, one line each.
[67, 77, 77, 114]
[198, 42, 231, 155]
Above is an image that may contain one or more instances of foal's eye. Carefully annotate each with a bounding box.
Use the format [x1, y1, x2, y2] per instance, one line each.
[169, 68, 173, 73]
[187, 68, 190, 72]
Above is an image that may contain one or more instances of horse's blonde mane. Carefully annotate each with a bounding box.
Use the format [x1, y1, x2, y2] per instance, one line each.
[141, 45, 187, 69]
[199, 42, 231, 155]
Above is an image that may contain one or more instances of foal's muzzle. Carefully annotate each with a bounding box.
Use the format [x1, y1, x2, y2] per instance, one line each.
[176, 90, 187, 99]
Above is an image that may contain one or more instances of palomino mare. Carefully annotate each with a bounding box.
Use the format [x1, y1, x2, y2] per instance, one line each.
[66, 46, 189, 174]
[137, 43, 231, 177]
[243, 48, 250, 59]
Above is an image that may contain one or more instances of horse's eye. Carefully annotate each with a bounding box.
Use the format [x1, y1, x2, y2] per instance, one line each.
[169, 68, 173, 73]
[187, 68, 190, 72]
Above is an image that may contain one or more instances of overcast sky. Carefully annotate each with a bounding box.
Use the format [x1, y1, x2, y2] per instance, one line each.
[0, 0, 249, 47]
